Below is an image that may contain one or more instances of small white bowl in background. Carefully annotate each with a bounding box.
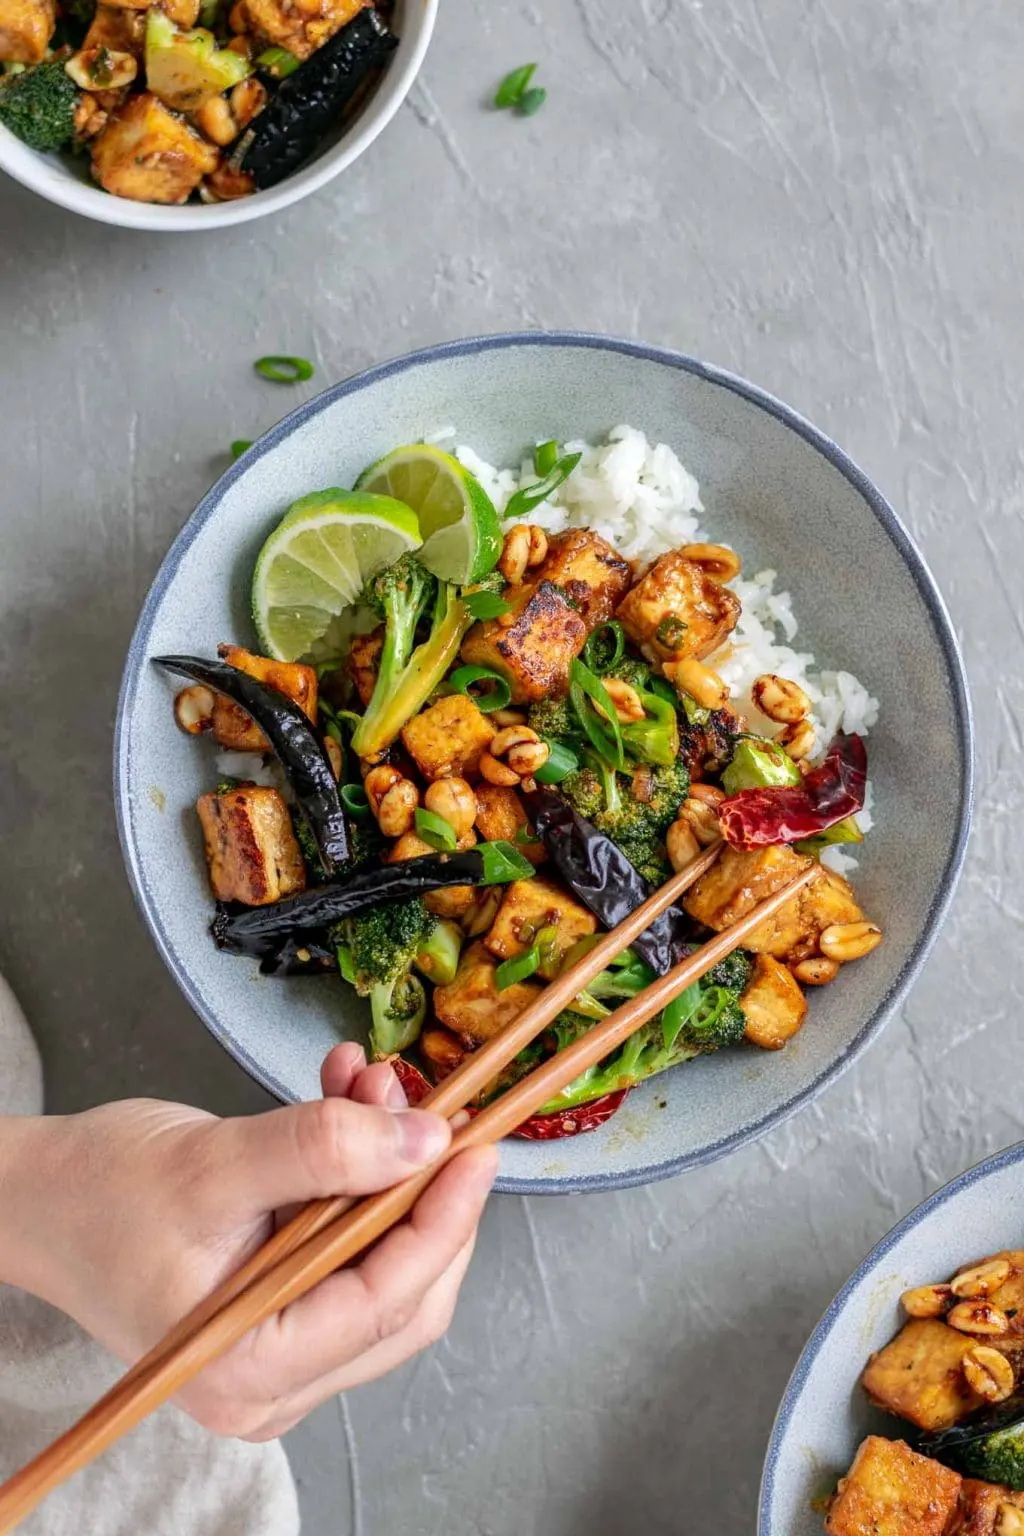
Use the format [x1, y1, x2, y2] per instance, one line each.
[0, 0, 435, 232]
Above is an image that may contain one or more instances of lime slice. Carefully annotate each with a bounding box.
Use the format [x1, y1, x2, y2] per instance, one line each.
[355, 445, 502, 584]
[252, 488, 421, 660]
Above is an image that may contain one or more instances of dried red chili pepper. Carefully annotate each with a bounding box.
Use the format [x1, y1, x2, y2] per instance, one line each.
[718, 732, 867, 848]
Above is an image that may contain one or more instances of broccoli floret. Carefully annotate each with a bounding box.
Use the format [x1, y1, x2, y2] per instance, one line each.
[607, 656, 653, 693]
[351, 555, 471, 757]
[558, 763, 605, 821]
[707, 948, 754, 994]
[339, 896, 435, 996]
[369, 972, 428, 1058]
[0, 59, 78, 152]
[558, 756, 690, 885]
[669, 985, 747, 1056]
[528, 695, 579, 744]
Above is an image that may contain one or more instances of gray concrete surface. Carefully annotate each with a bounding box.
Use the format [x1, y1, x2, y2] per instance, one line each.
[0, 0, 1019, 1530]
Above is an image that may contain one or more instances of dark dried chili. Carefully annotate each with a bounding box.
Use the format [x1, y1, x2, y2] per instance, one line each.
[154, 654, 349, 873]
[718, 732, 868, 847]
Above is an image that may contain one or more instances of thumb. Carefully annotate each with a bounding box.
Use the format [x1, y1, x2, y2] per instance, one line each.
[212, 1097, 452, 1214]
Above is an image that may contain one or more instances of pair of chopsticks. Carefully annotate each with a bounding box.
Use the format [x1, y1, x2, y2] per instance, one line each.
[0, 845, 813, 1531]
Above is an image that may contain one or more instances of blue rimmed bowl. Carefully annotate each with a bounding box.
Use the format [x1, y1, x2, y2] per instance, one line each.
[759, 1142, 1024, 1534]
[114, 332, 973, 1194]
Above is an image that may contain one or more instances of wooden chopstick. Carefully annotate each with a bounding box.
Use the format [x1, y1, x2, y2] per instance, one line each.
[0, 859, 813, 1533]
[119, 839, 724, 1393]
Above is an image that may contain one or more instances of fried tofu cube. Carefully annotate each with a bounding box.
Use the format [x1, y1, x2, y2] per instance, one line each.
[211, 644, 318, 753]
[84, 3, 145, 54]
[433, 940, 542, 1046]
[531, 529, 631, 633]
[956, 1480, 1024, 1535]
[484, 876, 596, 978]
[0, 0, 55, 62]
[401, 694, 496, 782]
[419, 1026, 467, 1080]
[460, 580, 587, 705]
[474, 785, 544, 866]
[616, 550, 741, 664]
[90, 94, 218, 204]
[826, 1437, 961, 1536]
[741, 954, 808, 1050]
[196, 786, 305, 906]
[684, 845, 861, 964]
[347, 627, 384, 709]
[236, 0, 364, 59]
[388, 831, 478, 920]
[862, 1320, 984, 1432]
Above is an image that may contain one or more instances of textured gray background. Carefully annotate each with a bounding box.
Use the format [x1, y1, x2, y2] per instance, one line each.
[0, 0, 1016, 1530]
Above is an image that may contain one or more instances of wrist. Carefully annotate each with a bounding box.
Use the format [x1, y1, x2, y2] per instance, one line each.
[0, 1114, 64, 1296]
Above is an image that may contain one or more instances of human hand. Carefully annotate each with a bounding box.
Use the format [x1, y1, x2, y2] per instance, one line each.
[0, 1045, 496, 1439]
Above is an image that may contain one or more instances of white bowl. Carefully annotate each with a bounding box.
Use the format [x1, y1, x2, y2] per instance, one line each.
[0, 0, 435, 231]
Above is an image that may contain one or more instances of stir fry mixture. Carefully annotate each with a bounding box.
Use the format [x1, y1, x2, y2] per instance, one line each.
[161, 440, 882, 1141]
[0, 0, 395, 202]
[825, 1252, 1024, 1535]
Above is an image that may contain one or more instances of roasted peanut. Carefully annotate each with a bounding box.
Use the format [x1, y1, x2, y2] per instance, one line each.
[423, 777, 477, 838]
[481, 725, 550, 785]
[229, 76, 266, 129]
[776, 718, 816, 761]
[364, 764, 403, 814]
[228, 1, 246, 28]
[498, 525, 532, 585]
[388, 832, 436, 863]
[174, 685, 215, 734]
[995, 1506, 1024, 1536]
[195, 93, 237, 146]
[900, 1282, 953, 1319]
[819, 921, 883, 963]
[792, 956, 840, 987]
[202, 165, 256, 203]
[73, 94, 108, 140]
[951, 1258, 1012, 1299]
[491, 709, 527, 727]
[679, 542, 741, 583]
[689, 782, 726, 808]
[324, 735, 343, 781]
[603, 677, 646, 723]
[461, 886, 502, 937]
[479, 752, 520, 787]
[963, 1345, 1015, 1403]
[666, 818, 701, 873]
[377, 779, 420, 838]
[752, 673, 811, 725]
[677, 797, 720, 847]
[225, 33, 252, 56]
[526, 525, 548, 566]
[947, 1300, 1010, 1337]
[65, 46, 137, 91]
[663, 657, 729, 711]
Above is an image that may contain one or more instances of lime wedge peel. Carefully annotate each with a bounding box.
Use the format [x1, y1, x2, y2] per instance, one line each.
[252, 488, 421, 661]
[355, 445, 502, 585]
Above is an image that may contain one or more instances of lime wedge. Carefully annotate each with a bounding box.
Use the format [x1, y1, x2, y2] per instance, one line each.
[355, 445, 502, 584]
[252, 489, 421, 660]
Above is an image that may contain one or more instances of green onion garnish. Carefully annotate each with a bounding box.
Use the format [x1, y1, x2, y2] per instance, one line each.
[660, 983, 702, 1052]
[230, 439, 252, 460]
[254, 355, 314, 383]
[534, 439, 558, 475]
[569, 657, 625, 770]
[495, 943, 541, 990]
[532, 739, 578, 783]
[336, 944, 357, 985]
[340, 784, 370, 817]
[256, 45, 300, 76]
[463, 589, 512, 622]
[648, 676, 679, 709]
[478, 840, 535, 884]
[518, 86, 547, 116]
[449, 664, 512, 713]
[415, 807, 458, 852]
[655, 613, 687, 649]
[494, 62, 536, 109]
[504, 451, 582, 520]
[582, 620, 625, 676]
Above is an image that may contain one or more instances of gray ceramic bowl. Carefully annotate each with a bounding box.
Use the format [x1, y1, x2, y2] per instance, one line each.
[114, 332, 973, 1194]
[759, 1142, 1024, 1534]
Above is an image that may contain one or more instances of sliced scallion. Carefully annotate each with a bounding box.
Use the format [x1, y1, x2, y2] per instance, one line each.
[503, 451, 582, 520]
[463, 589, 512, 622]
[230, 439, 252, 460]
[569, 657, 625, 770]
[534, 439, 558, 475]
[494, 62, 536, 109]
[254, 355, 314, 384]
[582, 620, 625, 676]
[340, 783, 370, 818]
[532, 738, 578, 783]
[448, 663, 512, 713]
[495, 944, 541, 990]
[415, 807, 458, 852]
[518, 86, 547, 116]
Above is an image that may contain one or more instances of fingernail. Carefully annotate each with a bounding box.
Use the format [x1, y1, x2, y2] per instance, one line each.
[383, 1067, 407, 1111]
[395, 1111, 451, 1165]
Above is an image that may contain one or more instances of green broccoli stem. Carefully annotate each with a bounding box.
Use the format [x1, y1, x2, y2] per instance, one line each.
[369, 972, 427, 1058]
[351, 587, 471, 757]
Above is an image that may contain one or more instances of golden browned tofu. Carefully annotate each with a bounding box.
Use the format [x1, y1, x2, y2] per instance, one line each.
[90, 94, 218, 204]
[0, 0, 55, 62]
[531, 529, 631, 633]
[616, 550, 741, 664]
[684, 845, 861, 963]
[348, 627, 384, 709]
[235, 0, 364, 59]
[954, 1480, 1024, 1535]
[862, 1320, 983, 1432]
[460, 580, 587, 705]
[210, 644, 318, 753]
[741, 954, 808, 1050]
[826, 1437, 961, 1536]
[196, 786, 305, 907]
[474, 785, 544, 866]
[484, 876, 596, 978]
[84, 3, 144, 55]
[401, 694, 495, 782]
[433, 940, 542, 1046]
